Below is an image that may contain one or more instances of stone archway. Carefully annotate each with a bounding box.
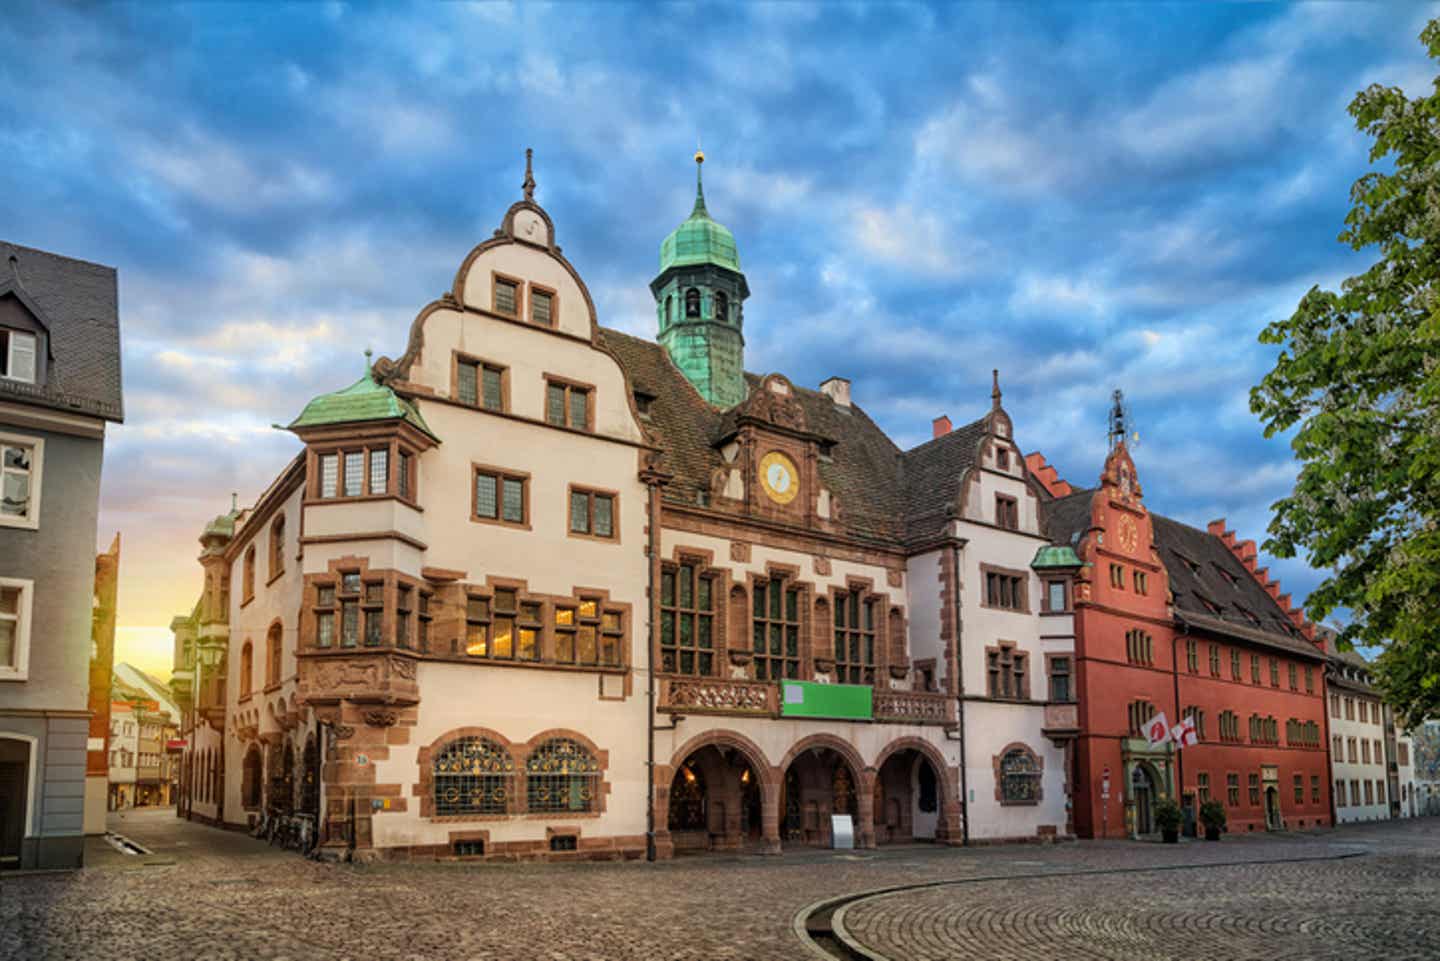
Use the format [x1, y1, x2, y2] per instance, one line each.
[779, 735, 871, 849]
[873, 738, 962, 845]
[660, 730, 778, 856]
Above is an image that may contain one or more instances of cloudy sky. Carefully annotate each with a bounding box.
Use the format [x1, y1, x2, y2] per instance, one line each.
[2, 2, 1433, 678]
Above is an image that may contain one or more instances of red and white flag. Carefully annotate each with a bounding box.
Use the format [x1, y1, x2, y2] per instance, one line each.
[1143, 711, 1171, 748]
[1170, 715, 1199, 749]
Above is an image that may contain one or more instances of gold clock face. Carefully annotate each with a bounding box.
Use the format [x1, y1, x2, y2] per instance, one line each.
[1117, 514, 1138, 553]
[758, 451, 799, 505]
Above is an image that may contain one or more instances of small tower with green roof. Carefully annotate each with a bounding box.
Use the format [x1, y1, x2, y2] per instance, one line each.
[650, 151, 750, 408]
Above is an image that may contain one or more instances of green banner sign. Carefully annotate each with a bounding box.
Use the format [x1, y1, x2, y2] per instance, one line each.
[779, 680, 872, 720]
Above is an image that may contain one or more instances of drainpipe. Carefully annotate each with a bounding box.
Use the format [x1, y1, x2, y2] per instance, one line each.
[1320, 662, 1337, 827]
[1172, 622, 1186, 831]
[645, 479, 662, 862]
[951, 540, 970, 846]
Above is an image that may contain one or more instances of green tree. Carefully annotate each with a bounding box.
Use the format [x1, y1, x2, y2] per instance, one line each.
[1251, 19, 1440, 725]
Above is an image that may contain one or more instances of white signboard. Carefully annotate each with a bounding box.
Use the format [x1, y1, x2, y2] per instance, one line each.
[831, 814, 855, 850]
[1143, 712, 1171, 749]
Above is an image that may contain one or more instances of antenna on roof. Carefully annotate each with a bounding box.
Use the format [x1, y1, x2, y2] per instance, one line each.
[1108, 389, 1131, 452]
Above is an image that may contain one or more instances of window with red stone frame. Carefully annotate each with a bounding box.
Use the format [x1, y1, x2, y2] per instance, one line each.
[752, 575, 801, 681]
[986, 642, 1028, 700]
[833, 588, 877, 684]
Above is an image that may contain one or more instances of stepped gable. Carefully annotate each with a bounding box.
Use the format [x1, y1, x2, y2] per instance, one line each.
[899, 416, 988, 545]
[1151, 514, 1324, 660]
[1204, 517, 1318, 642]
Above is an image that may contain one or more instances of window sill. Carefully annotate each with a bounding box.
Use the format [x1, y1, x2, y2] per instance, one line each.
[0, 516, 38, 531]
[238, 693, 253, 704]
[304, 493, 423, 512]
[470, 514, 532, 532]
[0, 670, 29, 682]
[566, 530, 619, 545]
[999, 799, 1041, 807]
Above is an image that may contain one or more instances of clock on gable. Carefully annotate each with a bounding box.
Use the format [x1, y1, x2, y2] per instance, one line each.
[1117, 514, 1138, 554]
[758, 451, 799, 505]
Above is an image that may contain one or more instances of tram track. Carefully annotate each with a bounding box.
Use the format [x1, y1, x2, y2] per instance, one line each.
[792, 848, 1368, 960]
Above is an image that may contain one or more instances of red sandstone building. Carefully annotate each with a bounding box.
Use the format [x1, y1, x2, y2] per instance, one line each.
[1035, 441, 1331, 838]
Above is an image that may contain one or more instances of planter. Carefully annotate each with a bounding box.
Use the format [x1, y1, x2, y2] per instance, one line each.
[1205, 826, 1222, 841]
[1161, 827, 1180, 844]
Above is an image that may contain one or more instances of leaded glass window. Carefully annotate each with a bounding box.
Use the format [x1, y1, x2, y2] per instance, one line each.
[1000, 748, 1040, 803]
[569, 489, 615, 538]
[344, 451, 363, 497]
[368, 448, 388, 495]
[531, 289, 553, 326]
[457, 361, 478, 406]
[399, 451, 412, 499]
[834, 590, 875, 684]
[525, 738, 599, 813]
[474, 469, 525, 524]
[753, 578, 801, 680]
[547, 383, 566, 426]
[494, 277, 518, 316]
[319, 453, 338, 498]
[482, 366, 502, 410]
[661, 563, 714, 675]
[434, 737, 514, 816]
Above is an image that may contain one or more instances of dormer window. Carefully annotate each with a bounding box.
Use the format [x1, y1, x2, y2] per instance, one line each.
[1174, 551, 1201, 576]
[685, 288, 701, 318]
[633, 391, 654, 419]
[996, 448, 1009, 470]
[0, 329, 37, 384]
[714, 290, 729, 323]
[818, 441, 835, 463]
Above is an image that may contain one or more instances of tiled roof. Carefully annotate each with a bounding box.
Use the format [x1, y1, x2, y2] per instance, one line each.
[1040, 487, 1325, 660]
[899, 416, 989, 545]
[601, 327, 991, 547]
[0, 240, 123, 422]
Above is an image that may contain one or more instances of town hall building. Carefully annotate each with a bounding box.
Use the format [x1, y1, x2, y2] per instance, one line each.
[168, 153, 1080, 859]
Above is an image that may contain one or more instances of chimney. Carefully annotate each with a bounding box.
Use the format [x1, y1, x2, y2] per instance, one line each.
[932, 415, 952, 439]
[820, 376, 851, 408]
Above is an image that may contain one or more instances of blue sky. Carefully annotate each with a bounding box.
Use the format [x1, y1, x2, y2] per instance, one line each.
[1, 1, 1433, 676]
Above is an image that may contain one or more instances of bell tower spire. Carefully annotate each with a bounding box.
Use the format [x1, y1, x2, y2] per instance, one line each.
[650, 150, 750, 408]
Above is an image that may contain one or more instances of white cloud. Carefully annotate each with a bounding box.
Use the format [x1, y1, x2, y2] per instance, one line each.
[849, 203, 984, 278]
[127, 126, 336, 214]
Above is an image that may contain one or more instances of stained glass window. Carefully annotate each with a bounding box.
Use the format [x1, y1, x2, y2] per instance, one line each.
[1000, 748, 1040, 803]
[434, 737, 514, 816]
[526, 738, 599, 813]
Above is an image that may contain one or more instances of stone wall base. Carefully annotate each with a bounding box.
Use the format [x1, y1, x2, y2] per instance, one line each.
[373, 833, 650, 863]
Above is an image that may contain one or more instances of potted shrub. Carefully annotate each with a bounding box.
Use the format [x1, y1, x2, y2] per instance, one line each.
[1199, 800, 1227, 841]
[1155, 799, 1183, 843]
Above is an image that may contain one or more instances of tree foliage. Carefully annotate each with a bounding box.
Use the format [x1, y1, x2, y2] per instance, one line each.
[1251, 20, 1440, 726]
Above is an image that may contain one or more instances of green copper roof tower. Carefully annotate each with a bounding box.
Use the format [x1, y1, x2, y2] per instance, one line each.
[651, 150, 749, 408]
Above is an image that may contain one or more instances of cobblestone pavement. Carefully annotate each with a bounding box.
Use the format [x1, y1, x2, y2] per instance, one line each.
[1, 809, 1436, 961]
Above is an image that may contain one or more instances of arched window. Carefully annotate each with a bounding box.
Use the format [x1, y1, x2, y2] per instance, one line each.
[242, 744, 263, 809]
[240, 641, 254, 695]
[433, 736, 515, 816]
[269, 515, 285, 579]
[526, 738, 600, 813]
[714, 290, 729, 323]
[999, 747, 1041, 803]
[684, 288, 701, 318]
[664, 294, 673, 327]
[243, 546, 256, 602]
[266, 623, 283, 687]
